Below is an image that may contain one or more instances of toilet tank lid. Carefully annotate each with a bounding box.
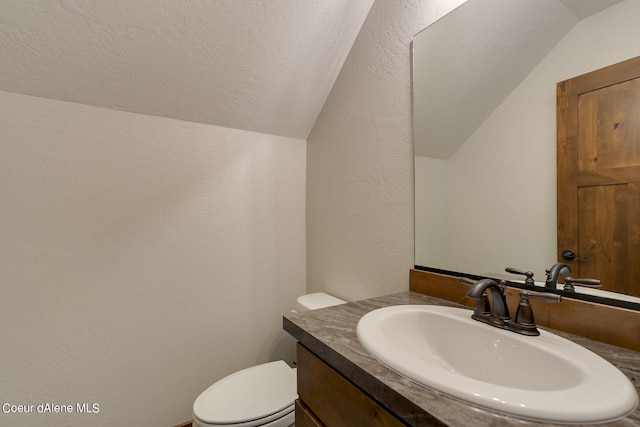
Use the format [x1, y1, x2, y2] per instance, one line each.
[296, 292, 346, 313]
[193, 361, 296, 425]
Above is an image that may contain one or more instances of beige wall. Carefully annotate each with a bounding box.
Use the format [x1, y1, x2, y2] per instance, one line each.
[414, 156, 450, 268]
[306, 0, 465, 301]
[0, 90, 306, 426]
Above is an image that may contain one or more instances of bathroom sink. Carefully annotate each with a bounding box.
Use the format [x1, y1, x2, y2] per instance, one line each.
[356, 305, 638, 424]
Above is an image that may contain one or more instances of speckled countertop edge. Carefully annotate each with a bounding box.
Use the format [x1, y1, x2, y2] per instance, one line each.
[283, 291, 640, 427]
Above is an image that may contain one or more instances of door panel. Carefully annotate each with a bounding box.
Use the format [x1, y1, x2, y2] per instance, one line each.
[577, 183, 640, 295]
[578, 78, 640, 171]
[557, 56, 640, 297]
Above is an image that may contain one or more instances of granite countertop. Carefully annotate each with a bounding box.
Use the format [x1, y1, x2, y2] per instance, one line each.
[283, 291, 640, 427]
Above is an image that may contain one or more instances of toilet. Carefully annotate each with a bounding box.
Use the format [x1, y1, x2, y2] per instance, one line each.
[192, 292, 346, 427]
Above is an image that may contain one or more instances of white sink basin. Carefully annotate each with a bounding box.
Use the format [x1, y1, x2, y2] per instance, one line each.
[356, 305, 638, 424]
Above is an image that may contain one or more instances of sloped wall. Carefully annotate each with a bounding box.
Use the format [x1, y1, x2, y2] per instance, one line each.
[306, 0, 465, 300]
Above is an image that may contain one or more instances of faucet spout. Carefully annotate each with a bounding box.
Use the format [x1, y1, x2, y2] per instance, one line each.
[466, 279, 510, 323]
[545, 262, 571, 289]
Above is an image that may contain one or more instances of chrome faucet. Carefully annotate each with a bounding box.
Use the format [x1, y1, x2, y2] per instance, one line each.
[545, 262, 571, 289]
[461, 277, 561, 336]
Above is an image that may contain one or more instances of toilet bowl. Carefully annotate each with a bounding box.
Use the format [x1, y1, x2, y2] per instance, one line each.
[193, 361, 296, 427]
[192, 292, 346, 427]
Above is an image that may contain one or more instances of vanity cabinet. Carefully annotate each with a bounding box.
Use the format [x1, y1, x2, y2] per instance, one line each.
[284, 291, 640, 426]
[295, 343, 405, 427]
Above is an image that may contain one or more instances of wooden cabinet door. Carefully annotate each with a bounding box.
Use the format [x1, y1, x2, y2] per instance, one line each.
[296, 344, 406, 427]
[557, 56, 640, 297]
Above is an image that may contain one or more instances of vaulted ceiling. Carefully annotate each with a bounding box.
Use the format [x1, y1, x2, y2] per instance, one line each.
[412, 0, 626, 159]
[0, 0, 374, 139]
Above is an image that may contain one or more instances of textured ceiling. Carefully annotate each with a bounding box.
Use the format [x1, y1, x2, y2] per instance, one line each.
[0, 0, 374, 139]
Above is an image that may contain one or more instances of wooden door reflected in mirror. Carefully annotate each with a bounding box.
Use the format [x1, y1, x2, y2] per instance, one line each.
[557, 55, 640, 297]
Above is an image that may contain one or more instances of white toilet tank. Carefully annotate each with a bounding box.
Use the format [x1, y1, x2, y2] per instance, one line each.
[295, 292, 346, 313]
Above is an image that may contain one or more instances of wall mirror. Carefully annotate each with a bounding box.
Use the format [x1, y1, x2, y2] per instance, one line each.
[412, 0, 640, 309]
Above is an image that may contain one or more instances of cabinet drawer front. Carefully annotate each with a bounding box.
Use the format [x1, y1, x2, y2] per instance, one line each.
[295, 399, 324, 427]
[296, 344, 405, 427]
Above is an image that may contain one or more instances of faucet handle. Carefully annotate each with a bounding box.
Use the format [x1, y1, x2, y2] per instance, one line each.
[563, 277, 602, 292]
[525, 289, 562, 303]
[505, 267, 535, 285]
[513, 290, 561, 336]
